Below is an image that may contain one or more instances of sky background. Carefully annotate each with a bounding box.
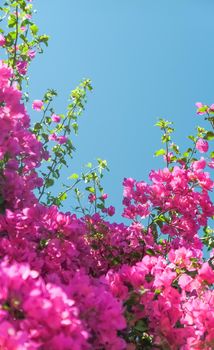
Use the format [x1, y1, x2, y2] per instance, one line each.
[29, 0, 214, 220]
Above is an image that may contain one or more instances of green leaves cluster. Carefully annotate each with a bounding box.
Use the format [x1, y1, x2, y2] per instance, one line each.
[33, 80, 101, 209]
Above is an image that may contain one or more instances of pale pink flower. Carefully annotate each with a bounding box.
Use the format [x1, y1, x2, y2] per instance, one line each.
[196, 138, 209, 153]
[208, 158, 214, 168]
[28, 49, 36, 60]
[0, 34, 6, 47]
[48, 133, 57, 141]
[51, 114, 61, 123]
[32, 100, 43, 111]
[195, 102, 203, 108]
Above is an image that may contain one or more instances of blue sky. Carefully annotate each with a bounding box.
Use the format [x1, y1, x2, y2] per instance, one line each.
[30, 0, 214, 219]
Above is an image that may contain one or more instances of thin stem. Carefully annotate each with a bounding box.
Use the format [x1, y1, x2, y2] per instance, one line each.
[12, 6, 19, 70]
[50, 166, 99, 205]
[163, 127, 169, 168]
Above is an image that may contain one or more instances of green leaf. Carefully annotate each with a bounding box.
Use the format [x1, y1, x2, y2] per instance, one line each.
[33, 122, 42, 131]
[204, 131, 214, 141]
[68, 173, 79, 180]
[135, 320, 148, 332]
[72, 122, 78, 134]
[46, 178, 54, 188]
[171, 143, 179, 154]
[188, 135, 196, 142]
[85, 186, 95, 193]
[30, 24, 38, 35]
[58, 192, 67, 201]
[197, 106, 208, 113]
[154, 148, 165, 156]
[97, 158, 108, 168]
[210, 151, 214, 158]
[146, 249, 155, 256]
[39, 238, 49, 250]
[38, 34, 49, 46]
[86, 162, 92, 168]
[161, 134, 171, 143]
[8, 14, 16, 27]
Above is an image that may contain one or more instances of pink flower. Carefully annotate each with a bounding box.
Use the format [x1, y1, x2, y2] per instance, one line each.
[48, 133, 57, 141]
[163, 152, 174, 163]
[198, 262, 214, 284]
[51, 114, 61, 123]
[195, 102, 203, 108]
[58, 136, 67, 144]
[16, 61, 28, 75]
[28, 49, 36, 60]
[192, 157, 206, 171]
[196, 138, 209, 153]
[32, 100, 43, 111]
[208, 158, 214, 168]
[195, 102, 207, 115]
[107, 205, 115, 216]
[0, 34, 6, 47]
[88, 194, 96, 203]
[101, 193, 108, 200]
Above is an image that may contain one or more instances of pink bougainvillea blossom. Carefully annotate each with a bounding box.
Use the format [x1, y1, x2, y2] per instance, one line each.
[58, 136, 68, 144]
[32, 99, 44, 111]
[51, 114, 61, 123]
[196, 138, 209, 153]
[0, 34, 6, 46]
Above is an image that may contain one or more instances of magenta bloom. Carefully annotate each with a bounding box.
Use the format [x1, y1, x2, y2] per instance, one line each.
[192, 157, 206, 171]
[101, 193, 108, 200]
[32, 100, 44, 111]
[48, 133, 57, 141]
[196, 138, 209, 153]
[88, 193, 96, 203]
[51, 114, 61, 123]
[107, 205, 115, 216]
[16, 60, 28, 75]
[58, 136, 68, 144]
[0, 34, 6, 47]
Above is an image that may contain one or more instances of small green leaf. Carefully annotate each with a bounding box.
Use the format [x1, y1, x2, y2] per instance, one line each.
[8, 14, 16, 27]
[72, 122, 78, 134]
[85, 186, 95, 193]
[146, 249, 155, 256]
[204, 131, 214, 140]
[154, 149, 165, 156]
[46, 178, 54, 188]
[68, 173, 79, 180]
[30, 24, 38, 35]
[34, 122, 42, 131]
[58, 192, 67, 201]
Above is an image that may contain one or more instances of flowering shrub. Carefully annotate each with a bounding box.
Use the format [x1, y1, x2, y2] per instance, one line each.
[0, 1, 213, 349]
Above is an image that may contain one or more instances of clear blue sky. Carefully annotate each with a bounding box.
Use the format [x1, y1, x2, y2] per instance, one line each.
[30, 0, 214, 219]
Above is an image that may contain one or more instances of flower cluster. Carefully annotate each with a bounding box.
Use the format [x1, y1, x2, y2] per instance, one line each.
[0, 1, 213, 348]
